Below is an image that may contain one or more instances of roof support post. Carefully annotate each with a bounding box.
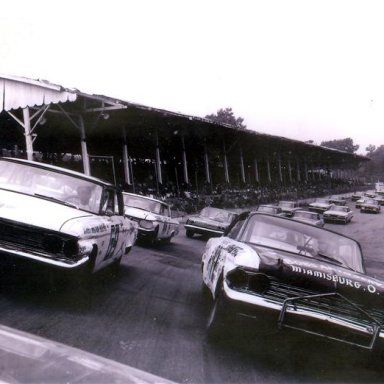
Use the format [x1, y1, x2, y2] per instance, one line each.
[22, 107, 34, 161]
[254, 158, 259, 183]
[181, 136, 189, 185]
[288, 157, 292, 183]
[239, 148, 245, 184]
[223, 142, 230, 184]
[79, 116, 90, 176]
[122, 127, 132, 185]
[267, 157, 272, 183]
[278, 155, 283, 183]
[304, 161, 309, 181]
[204, 140, 211, 184]
[296, 157, 301, 182]
[155, 131, 163, 184]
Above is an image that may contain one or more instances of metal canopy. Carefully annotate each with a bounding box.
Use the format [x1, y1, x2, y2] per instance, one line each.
[0, 75, 77, 111]
[0, 74, 369, 186]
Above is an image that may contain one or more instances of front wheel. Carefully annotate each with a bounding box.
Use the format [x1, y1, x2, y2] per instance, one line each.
[186, 229, 194, 238]
[206, 285, 229, 341]
[110, 255, 123, 277]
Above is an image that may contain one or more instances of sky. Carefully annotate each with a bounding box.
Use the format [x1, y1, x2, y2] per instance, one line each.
[0, 0, 383, 155]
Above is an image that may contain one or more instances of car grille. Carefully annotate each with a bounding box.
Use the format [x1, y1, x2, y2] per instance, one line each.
[0, 217, 78, 260]
[264, 280, 384, 326]
[324, 214, 342, 220]
[190, 221, 221, 230]
[227, 271, 384, 327]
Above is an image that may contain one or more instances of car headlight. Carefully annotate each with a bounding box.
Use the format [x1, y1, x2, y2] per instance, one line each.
[43, 235, 79, 259]
[227, 268, 271, 294]
[139, 219, 154, 229]
[63, 239, 79, 258]
[43, 235, 63, 254]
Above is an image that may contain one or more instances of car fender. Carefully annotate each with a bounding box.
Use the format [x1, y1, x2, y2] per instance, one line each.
[202, 237, 260, 297]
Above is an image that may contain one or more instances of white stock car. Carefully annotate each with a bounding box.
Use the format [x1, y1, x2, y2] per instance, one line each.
[323, 205, 353, 224]
[0, 157, 137, 283]
[123, 192, 179, 244]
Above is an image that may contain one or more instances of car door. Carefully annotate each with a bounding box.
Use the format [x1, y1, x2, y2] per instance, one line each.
[95, 188, 128, 269]
[158, 203, 174, 239]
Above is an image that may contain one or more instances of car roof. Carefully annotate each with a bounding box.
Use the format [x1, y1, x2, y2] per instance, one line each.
[1, 157, 114, 187]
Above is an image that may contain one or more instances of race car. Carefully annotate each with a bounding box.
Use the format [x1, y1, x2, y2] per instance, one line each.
[291, 210, 324, 227]
[277, 201, 300, 217]
[360, 199, 381, 214]
[202, 212, 384, 349]
[308, 198, 332, 213]
[0, 157, 137, 284]
[184, 206, 238, 238]
[123, 192, 179, 244]
[323, 205, 353, 224]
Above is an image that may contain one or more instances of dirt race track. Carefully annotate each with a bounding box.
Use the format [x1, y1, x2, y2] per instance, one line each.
[0, 198, 384, 383]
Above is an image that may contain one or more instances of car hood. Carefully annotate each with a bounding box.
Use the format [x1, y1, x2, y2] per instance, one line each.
[188, 215, 230, 226]
[125, 206, 158, 221]
[0, 325, 175, 384]
[324, 209, 348, 216]
[251, 245, 384, 308]
[293, 218, 321, 226]
[0, 189, 92, 233]
[310, 202, 329, 207]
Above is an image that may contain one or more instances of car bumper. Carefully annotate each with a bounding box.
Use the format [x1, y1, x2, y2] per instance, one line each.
[308, 207, 328, 213]
[361, 207, 380, 213]
[222, 281, 384, 349]
[323, 216, 348, 222]
[0, 245, 89, 269]
[184, 224, 224, 237]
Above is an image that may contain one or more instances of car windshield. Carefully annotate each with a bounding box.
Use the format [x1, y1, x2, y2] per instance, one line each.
[366, 199, 378, 205]
[240, 214, 364, 272]
[0, 160, 103, 214]
[332, 206, 348, 212]
[123, 194, 163, 214]
[200, 207, 234, 223]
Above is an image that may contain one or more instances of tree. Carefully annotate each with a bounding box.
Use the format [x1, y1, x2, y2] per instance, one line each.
[320, 138, 359, 153]
[357, 145, 384, 180]
[205, 108, 247, 130]
[366, 144, 376, 155]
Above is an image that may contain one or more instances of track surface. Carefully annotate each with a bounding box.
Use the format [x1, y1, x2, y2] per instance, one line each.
[1, 199, 384, 383]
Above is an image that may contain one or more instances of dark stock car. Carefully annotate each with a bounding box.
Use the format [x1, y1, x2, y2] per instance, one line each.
[277, 201, 300, 217]
[184, 207, 238, 238]
[256, 204, 284, 216]
[202, 212, 384, 350]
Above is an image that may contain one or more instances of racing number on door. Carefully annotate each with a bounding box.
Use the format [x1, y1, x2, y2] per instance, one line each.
[104, 224, 120, 260]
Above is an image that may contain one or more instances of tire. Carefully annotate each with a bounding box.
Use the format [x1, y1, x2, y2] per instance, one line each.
[162, 235, 173, 244]
[206, 284, 228, 341]
[73, 247, 96, 292]
[186, 229, 194, 238]
[110, 255, 122, 277]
